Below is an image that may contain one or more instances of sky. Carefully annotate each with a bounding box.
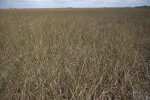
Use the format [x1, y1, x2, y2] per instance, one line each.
[0, 0, 150, 8]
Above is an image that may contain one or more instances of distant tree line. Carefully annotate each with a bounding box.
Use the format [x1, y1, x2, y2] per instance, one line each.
[135, 5, 150, 8]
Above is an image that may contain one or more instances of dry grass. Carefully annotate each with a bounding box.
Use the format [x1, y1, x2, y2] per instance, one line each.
[0, 8, 150, 100]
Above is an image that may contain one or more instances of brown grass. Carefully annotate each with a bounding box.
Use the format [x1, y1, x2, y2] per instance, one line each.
[0, 8, 150, 100]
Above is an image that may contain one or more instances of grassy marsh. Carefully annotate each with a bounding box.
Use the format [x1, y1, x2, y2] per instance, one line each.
[0, 8, 150, 100]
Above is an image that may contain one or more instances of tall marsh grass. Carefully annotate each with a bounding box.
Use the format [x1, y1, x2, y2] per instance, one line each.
[0, 8, 150, 100]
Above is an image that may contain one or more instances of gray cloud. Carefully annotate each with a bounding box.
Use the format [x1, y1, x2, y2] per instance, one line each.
[0, 0, 150, 8]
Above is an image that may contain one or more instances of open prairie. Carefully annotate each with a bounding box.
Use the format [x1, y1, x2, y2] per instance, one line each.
[0, 8, 150, 100]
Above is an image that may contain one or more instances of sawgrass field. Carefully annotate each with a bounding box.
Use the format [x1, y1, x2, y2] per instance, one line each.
[0, 8, 150, 100]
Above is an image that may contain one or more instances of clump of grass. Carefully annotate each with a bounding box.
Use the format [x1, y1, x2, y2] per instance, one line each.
[0, 8, 150, 100]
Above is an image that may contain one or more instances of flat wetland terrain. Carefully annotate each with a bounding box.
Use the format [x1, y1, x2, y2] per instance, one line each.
[0, 8, 150, 100]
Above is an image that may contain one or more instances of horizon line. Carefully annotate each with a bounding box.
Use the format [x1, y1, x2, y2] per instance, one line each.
[1, 6, 150, 9]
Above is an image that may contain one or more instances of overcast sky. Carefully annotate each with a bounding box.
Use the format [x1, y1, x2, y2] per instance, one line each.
[0, 0, 150, 8]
